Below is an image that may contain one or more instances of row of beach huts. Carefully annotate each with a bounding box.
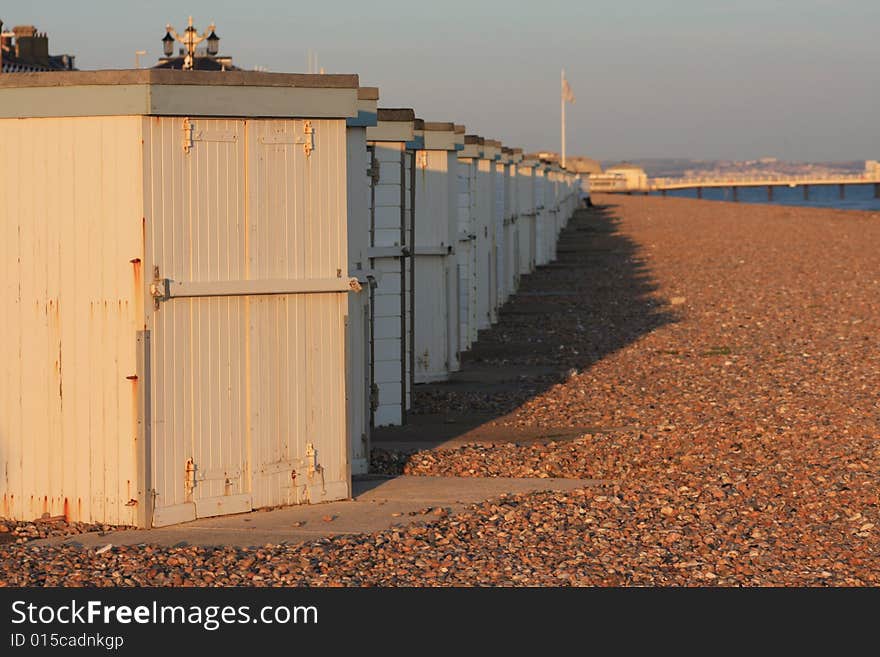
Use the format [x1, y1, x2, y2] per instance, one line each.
[0, 70, 583, 527]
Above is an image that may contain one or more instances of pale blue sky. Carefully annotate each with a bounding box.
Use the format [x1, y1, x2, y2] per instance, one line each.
[6, 1, 879, 160]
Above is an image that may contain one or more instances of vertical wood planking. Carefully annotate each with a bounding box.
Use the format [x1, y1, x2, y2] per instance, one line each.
[0, 116, 141, 524]
[368, 141, 406, 426]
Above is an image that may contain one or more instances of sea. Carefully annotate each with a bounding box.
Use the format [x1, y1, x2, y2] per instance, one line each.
[648, 183, 880, 212]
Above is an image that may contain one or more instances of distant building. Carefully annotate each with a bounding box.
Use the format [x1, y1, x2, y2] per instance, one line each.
[565, 156, 603, 175]
[524, 151, 558, 166]
[534, 151, 560, 164]
[866, 160, 880, 177]
[0, 21, 76, 72]
[589, 163, 648, 193]
[531, 152, 604, 176]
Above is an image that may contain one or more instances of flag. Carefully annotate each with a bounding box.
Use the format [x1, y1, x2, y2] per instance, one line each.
[562, 73, 576, 104]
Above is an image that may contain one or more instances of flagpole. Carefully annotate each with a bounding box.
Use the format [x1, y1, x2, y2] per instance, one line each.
[561, 69, 566, 169]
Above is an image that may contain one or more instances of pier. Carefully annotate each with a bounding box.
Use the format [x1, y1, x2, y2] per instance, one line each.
[651, 173, 880, 200]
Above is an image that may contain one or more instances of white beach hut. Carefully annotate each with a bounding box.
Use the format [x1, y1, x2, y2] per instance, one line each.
[413, 121, 463, 382]
[475, 138, 501, 331]
[457, 133, 481, 351]
[365, 109, 422, 426]
[533, 161, 550, 267]
[517, 154, 539, 277]
[503, 148, 524, 301]
[346, 86, 380, 474]
[0, 70, 362, 527]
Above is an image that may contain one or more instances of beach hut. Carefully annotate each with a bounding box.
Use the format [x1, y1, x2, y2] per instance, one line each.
[517, 154, 538, 276]
[457, 134, 481, 350]
[504, 148, 524, 301]
[365, 109, 422, 426]
[561, 169, 576, 233]
[476, 138, 501, 330]
[545, 161, 559, 265]
[572, 172, 583, 213]
[494, 148, 511, 309]
[543, 161, 560, 266]
[534, 161, 550, 267]
[0, 70, 362, 527]
[547, 164, 561, 263]
[346, 86, 379, 474]
[413, 122, 463, 382]
[557, 169, 569, 240]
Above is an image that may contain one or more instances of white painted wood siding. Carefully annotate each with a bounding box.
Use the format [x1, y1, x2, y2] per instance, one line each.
[0, 116, 144, 525]
[346, 126, 371, 474]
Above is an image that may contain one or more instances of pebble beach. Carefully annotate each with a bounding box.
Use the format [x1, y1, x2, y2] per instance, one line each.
[3, 195, 879, 586]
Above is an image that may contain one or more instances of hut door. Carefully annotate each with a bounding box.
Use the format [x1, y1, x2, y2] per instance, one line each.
[146, 118, 252, 527]
[147, 117, 351, 528]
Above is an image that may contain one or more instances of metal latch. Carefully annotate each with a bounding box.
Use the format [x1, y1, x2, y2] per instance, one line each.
[257, 121, 315, 157]
[370, 383, 380, 411]
[150, 266, 169, 309]
[303, 442, 326, 495]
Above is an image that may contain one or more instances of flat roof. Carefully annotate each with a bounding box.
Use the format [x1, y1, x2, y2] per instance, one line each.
[357, 86, 380, 100]
[424, 122, 455, 132]
[367, 109, 420, 143]
[0, 69, 361, 119]
[0, 69, 360, 89]
[377, 108, 416, 122]
[422, 122, 461, 151]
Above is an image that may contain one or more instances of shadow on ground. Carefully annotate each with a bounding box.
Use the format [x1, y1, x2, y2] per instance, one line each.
[371, 203, 675, 454]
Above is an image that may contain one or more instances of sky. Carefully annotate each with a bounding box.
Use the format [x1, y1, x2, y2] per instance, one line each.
[5, 0, 879, 161]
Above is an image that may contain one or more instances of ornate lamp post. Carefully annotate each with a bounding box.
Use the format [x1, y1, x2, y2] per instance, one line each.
[162, 16, 218, 70]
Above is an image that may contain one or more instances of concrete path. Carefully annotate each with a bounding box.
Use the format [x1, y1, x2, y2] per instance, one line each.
[373, 364, 629, 451]
[34, 476, 605, 549]
[373, 413, 635, 452]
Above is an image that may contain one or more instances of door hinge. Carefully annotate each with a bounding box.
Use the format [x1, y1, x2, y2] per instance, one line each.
[305, 443, 319, 476]
[370, 383, 380, 411]
[417, 151, 428, 170]
[303, 120, 315, 156]
[257, 121, 315, 157]
[149, 266, 169, 309]
[182, 118, 194, 153]
[368, 160, 381, 184]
